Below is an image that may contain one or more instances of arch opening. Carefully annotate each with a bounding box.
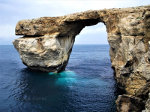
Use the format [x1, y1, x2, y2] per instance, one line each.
[75, 23, 108, 45]
[65, 23, 118, 112]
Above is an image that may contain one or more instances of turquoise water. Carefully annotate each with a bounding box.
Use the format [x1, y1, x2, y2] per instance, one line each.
[0, 45, 118, 112]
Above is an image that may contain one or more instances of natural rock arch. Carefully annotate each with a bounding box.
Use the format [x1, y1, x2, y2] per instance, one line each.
[13, 5, 150, 112]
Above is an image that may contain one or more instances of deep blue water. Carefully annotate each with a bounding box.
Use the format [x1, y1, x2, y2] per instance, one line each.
[0, 45, 118, 112]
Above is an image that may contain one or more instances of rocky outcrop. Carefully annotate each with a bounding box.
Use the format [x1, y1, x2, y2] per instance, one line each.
[13, 5, 150, 112]
[116, 94, 145, 112]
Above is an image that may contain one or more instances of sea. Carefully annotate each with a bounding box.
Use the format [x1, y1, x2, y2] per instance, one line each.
[0, 45, 119, 112]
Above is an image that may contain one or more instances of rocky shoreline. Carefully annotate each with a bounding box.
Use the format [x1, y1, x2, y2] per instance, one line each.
[13, 5, 150, 112]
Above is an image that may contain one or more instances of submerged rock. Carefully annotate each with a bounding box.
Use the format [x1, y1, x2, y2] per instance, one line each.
[13, 5, 150, 112]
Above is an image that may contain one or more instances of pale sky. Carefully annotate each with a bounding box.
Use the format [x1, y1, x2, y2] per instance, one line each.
[0, 0, 150, 45]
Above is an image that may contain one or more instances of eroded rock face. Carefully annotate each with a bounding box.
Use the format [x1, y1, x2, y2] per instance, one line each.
[13, 5, 150, 112]
[116, 94, 145, 112]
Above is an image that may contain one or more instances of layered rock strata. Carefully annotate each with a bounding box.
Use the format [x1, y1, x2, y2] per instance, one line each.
[13, 5, 150, 112]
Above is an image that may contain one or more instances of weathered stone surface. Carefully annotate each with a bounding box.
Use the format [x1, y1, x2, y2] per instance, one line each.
[116, 94, 145, 112]
[143, 93, 150, 112]
[13, 5, 150, 112]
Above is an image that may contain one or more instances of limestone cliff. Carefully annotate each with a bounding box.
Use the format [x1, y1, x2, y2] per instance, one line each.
[13, 5, 150, 112]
